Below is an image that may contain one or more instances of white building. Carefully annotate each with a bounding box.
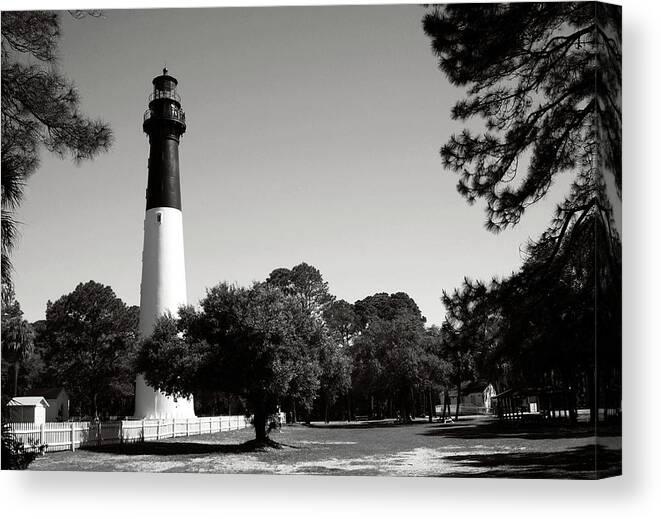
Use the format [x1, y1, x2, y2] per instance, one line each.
[6, 396, 49, 424]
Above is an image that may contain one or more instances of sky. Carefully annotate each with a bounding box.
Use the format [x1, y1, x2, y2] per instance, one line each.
[11, 3, 574, 325]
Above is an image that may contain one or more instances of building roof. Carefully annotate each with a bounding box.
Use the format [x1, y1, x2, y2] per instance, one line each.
[7, 396, 50, 407]
[492, 387, 570, 399]
[23, 387, 66, 400]
[448, 381, 492, 396]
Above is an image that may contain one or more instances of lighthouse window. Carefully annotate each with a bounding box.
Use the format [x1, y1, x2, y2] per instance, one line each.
[156, 212, 162, 224]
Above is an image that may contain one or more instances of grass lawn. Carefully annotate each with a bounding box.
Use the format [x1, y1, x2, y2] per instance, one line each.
[28, 416, 621, 478]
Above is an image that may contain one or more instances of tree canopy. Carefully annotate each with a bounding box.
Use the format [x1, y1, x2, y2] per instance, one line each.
[1, 294, 35, 400]
[1, 11, 112, 299]
[266, 262, 334, 315]
[137, 282, 323, 441]
[36, 281, 139, 418]
[423, 2, 621, 237]
[324, 299, 359, 347]
[351, 292, 433, 421]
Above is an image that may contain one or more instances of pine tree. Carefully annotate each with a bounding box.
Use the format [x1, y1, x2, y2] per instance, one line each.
[423, 2, 621, 244]
[1, 11, 113, 299]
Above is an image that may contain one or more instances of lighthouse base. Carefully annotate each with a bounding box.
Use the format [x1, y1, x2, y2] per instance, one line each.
[133, 374, 196, 419]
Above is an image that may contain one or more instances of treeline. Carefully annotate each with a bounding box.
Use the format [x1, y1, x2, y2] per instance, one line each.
[1, 267, 451, 431]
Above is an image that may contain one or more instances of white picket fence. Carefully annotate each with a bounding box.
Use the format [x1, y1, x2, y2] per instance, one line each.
[7, 415, 251, 453]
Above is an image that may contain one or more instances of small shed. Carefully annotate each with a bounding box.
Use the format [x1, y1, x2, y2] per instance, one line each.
[6, 396, 49, 424]
[24, 387, 69, 421]
[445, 382, 496, 415]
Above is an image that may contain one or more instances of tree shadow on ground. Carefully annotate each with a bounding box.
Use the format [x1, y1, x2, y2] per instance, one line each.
[83, 437, 295, 456]
[420, 419, 622, 441]
[439, 444, 622, 479]
[305, 420, 425, 430]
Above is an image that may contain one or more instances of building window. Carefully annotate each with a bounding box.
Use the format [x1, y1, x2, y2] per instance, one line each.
[156, 212, 162, 224]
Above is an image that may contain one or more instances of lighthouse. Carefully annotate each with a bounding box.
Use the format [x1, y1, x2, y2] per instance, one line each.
[133, 68, 196, 419]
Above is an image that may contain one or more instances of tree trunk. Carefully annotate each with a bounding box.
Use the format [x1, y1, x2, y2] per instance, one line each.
[443, 389, 451, 418]
[402, 396, 412, 424]
[428, 385, 434, 423]
[454, 380, 461, 421]
[254, 403, 267, 442]
[561, 368, 578, 425]
[568, 384, 578, 425]
[421, 388, 426, 418]
[13, 361, 20, 396]
[587, 369, 597, 425]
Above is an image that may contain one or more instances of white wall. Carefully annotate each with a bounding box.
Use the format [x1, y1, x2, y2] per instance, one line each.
[138, 207, 187, 336]
[134, 206, 195, 419]
[34, 404, 46, 424]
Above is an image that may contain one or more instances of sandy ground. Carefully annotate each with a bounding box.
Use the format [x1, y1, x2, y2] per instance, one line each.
[28, 416, 622, 479]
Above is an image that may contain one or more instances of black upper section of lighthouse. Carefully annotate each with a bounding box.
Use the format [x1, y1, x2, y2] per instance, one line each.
[143, 68, 186, 210]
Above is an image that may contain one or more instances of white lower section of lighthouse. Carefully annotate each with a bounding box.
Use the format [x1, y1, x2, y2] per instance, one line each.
[134, 206, 196, 419]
